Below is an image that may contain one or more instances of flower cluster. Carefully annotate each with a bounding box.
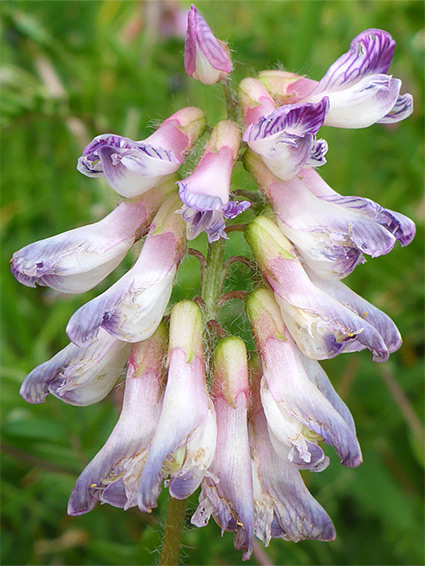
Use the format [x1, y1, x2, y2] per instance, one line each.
[12, 5, 414, 561]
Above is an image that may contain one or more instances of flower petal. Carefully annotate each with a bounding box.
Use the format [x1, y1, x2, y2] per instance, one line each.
[10, 189, 167, 293]
[250, 411, 336, 544]
[377, 92, 414, 123]
[67, 332, 166, 515]
[311, 29, 395, 93]
[20, 329, 129, 406]
[184, 5, 232, 85]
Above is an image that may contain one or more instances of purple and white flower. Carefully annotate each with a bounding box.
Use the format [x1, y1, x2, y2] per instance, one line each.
[184, 4, 232, 85]
[77, 107, 206, 197]
[247, 288, 362, 471]
[20, 328, 129, 407]
[66, 193, 186, 346]
[289, 29, 413, 128]
[245, 152, 415, 279]
[178, 120, 250, 242]
[67, 326, 167, 515]
[192, 337, 254, 561]
[242, 99, 329, 181]
[245, 216, 401, 362]
[138, 300, 216, 511]
[10, 179, 173, 294]
[248, 356, 336, 544]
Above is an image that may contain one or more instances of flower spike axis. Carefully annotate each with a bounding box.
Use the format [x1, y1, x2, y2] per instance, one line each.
[10, 6, 416, 563]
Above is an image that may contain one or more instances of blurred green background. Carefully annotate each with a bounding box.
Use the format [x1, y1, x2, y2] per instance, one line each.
[1, 1, 424, 565]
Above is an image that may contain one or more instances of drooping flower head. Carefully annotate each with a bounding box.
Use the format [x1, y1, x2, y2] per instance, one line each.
[248, 354, 336, 545]
[244, 150, 415, 279]
[66, 191, 186, 346]
[247, 288, 362, 470]
[67, 324, 168, 515]
[245, 216, 401, 362]
[192, 336, 254, 560]
[178, 119, 250, 242]
[138, 300, 216, 511]
[10, 176, 176, 294]
[184, 4, 232, 85]
[77, 107, 206, 197]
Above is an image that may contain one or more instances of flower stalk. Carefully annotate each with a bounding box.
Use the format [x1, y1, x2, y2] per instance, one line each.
[159, 496, 188, 566]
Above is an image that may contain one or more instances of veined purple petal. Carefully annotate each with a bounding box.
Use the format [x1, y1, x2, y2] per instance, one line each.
[185, 5, 232, 85]
[243, 98, 329, 141]
[222, 200, 250, 219]
[305, 138, 328, 167]
[320, 192, 416, 250]
[20, 329, 129, 407]
[97, 144, 180, 198]
[243, 99, 329, 180]
[311, 29, 395, 94]
[378, 93, 414, 123]
[261, 170, 414, 279]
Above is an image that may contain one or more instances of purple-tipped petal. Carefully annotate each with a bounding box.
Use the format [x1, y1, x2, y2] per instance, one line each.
[243, 98, 329, 142]
[137, 349, 210, 511]
[20, 329, 129, 406]
[378, 92, 414, 123]
[311, 29, 395, 93]
[250, 411, 336, 544]
[243, 99, 329, 180]
[10, 193, 165, 294]
[306, 269, 402, 354]
[67, 331, 167, 515]
[185, 5, 232, 85]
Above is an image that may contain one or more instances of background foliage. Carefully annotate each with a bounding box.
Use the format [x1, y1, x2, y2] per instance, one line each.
[1, 1, 424, 565]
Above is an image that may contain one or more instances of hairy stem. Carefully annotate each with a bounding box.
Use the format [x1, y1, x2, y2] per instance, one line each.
[159, 497, 188, 566]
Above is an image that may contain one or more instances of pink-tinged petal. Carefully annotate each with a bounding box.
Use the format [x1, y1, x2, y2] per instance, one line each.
[10, 182, 171, 293]
[311, 29, 395, 94]
[192, 337, 254, 560]
[245, 154, 414, 279]
[66, 194, 186, 346]
[185, 5, 232, 85]
[377, 92, 414, 123]
[138, 301, 215, 511]
[67, 329, 167, 515]
[242, 99, 329, 180]
[257, 70, 318, 105]
[179, 120, 247, 241]
[178, 148, 235, 210]
[20, 329, 129, 407]
[238, 78, 277, 127]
